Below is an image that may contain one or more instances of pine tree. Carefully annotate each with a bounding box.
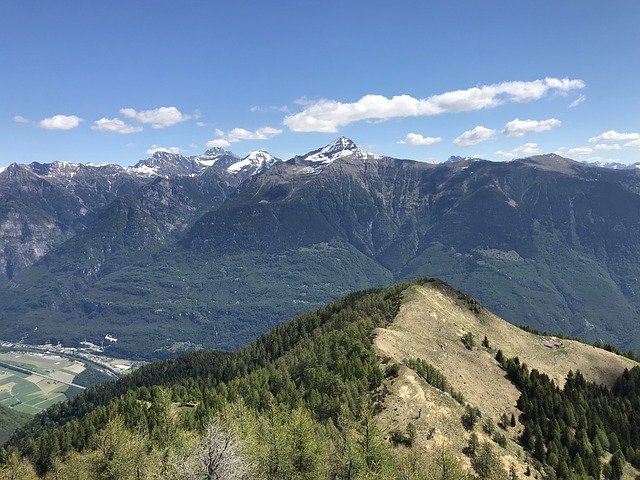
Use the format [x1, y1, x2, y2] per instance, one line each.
[0, 452, 39, 480]
[473, 442, 508, 480]
[326, 418, 364, 480]
[608, 450, 625, 480]
[94, 416, 148, 480]
[288, 408, 325, 479]
[462, 405, 479, 431]
[358, 411, 390, 475]
[533, 426, 546, 462]
[428, 444, 468, 480]
[466, 433, 479, 457]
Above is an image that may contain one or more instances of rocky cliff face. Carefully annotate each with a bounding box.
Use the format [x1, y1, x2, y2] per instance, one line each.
[0, 163, 147, 280]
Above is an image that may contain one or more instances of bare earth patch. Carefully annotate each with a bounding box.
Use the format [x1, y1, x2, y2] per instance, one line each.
[0, 382, 16, 393]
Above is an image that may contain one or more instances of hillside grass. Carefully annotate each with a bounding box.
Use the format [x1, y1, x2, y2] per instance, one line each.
[375, 282, 639, 478]
[376, 283, 637, 410]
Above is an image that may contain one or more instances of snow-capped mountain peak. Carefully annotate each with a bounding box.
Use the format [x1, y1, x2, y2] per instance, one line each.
[326, 136, 357, 152]
[582, 159, 640, 170]
[199, 147, 239, 167]
[128, 151, 198, 177]
[303, 137, 379, 164]
[227, 150, 279, 175]
[202, 147, 230, 157]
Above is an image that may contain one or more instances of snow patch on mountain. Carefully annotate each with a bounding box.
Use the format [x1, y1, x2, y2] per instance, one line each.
[198, 159, 218, 167]
[128, 164, 159, 176]
[227, 151, 279, 174]
[582, 160, 640, 170]
[198, 147, 239, 167]
[293, 137, 380, 175]
[303, 137, 380, 165]
[128, 147, 252, 177]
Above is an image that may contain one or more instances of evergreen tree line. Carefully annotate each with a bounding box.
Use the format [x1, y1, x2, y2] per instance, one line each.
[403, 358, 465, 404]
[496, 351, 640, 479]
[1, 398, 497, 480]
[1, 281, 429, 476]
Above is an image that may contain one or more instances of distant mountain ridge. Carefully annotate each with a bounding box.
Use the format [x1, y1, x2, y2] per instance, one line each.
[1, 138, 640, 358]
[130, 148, 281, 182]
[0, 148, 281, 280]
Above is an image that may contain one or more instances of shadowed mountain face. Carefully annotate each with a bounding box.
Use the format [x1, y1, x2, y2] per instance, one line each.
[0, 162, 147, 280]
[1, 141, 640, 358]
[0, 148, 281, 280]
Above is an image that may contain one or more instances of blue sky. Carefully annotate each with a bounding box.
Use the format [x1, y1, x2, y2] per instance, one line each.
[1, 1, 639, 166]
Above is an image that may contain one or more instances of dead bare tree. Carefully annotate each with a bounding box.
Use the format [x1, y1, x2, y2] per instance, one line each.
[174, 418, 247, 480]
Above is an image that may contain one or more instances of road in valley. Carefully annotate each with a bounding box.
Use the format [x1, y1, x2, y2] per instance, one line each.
[0, 360, 86, 390]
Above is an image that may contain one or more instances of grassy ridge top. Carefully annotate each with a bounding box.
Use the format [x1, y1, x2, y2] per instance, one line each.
[375, 282, 639, 478]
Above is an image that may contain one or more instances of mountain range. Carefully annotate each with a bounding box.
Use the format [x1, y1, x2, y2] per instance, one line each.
[1, 138, 640, 358]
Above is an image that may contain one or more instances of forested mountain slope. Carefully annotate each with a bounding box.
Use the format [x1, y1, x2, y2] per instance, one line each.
[1, 279, 638, 479]
[0, 406, 29, 445]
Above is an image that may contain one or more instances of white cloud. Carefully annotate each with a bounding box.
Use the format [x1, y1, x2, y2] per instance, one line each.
[39, 114, 83, 130]
[196, 121, 207, 127]
[120, 106, 191, 128]
[146, 145, 181, 155]
[13, 115, 30, 124]
[250, 105, 289, 113]
[398, 133, 442, 145]
[569, 94, 586, 108]
[211, 126, 282, 146]
[283, 77, 585, 132]
[554, 147, 596, 158]
[567, 147, 593, 155]
[503, 118, 561, 137]
[226, 127, 282, 141]
[454, 126, 496, 147]
[91, 117, 142, 134]
[207, 139, 231, 148]
[589, 130, 640, 143]
[625, 139, 640, 148]
[495, 142, 541, 158]
[206, 126, 281, 149]
[594, 143, 621, 151]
